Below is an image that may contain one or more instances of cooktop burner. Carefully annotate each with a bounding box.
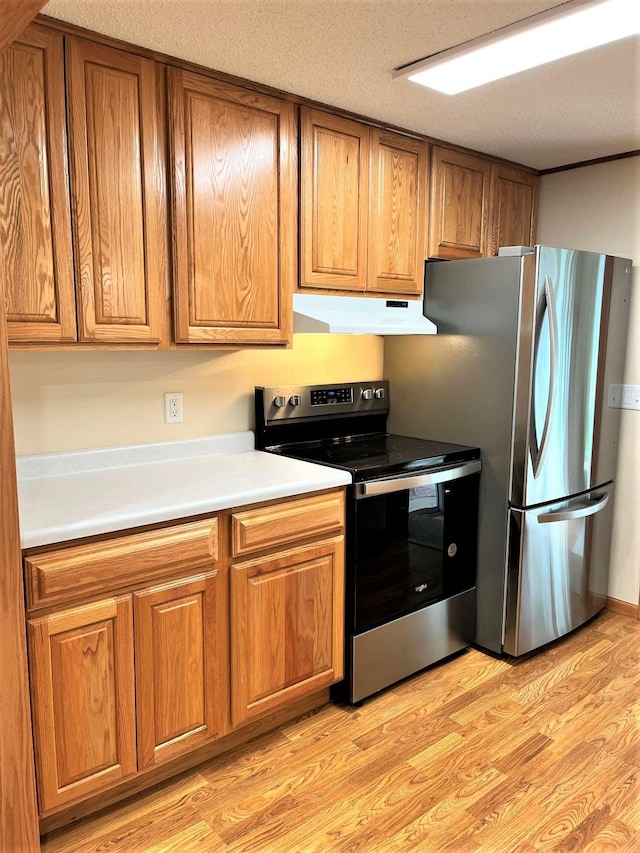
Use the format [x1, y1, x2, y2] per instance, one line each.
[267, 433, 480, 483]
[255, 381, 479, 483]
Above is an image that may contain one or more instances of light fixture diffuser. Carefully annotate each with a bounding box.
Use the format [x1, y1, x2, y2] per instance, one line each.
[393, 0, 640, 94]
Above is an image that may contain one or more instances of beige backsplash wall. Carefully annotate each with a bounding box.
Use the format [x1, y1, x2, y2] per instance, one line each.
[9, 335, 383, 455]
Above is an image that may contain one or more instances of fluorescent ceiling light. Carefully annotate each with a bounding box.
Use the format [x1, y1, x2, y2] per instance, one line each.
[393, 0, 640, 95]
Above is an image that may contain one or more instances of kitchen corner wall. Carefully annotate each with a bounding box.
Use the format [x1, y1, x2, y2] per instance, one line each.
[9, 335, 383, 454]
[537, 155, 640, 607]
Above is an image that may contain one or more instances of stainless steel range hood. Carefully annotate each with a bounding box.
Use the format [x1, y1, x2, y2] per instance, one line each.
[293, 294, 437, 335]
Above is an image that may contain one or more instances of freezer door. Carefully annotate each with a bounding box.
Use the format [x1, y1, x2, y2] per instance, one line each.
[503, 483, 613, 656]
[518, 247, 606, 506]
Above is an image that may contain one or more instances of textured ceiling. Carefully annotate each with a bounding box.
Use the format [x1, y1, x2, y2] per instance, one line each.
[42, 0, 640, 170]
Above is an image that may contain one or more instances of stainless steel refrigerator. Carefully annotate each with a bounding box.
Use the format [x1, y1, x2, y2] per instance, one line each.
[385, 246, 631, 656]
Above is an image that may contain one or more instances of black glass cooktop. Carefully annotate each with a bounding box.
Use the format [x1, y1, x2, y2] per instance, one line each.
[268, 433, 480, 483]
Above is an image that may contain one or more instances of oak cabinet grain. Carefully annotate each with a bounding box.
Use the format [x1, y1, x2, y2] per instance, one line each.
[28, 596, 137, 812]
[0, 25, 76, 343]
[489, 163, 539, 255]
[429, 146, 492, 260]
[66, 38, 166, 343]
[301, 110, 428, 295]
[368, 129, 427, 295]
[300, 109, 369, 291]
[25, 490, 346, 819]
[231, 537, 345, 727]
[231, 490, 344, 558]
[230, 490, 345, 727]
[0, 27, 167, 346]
[430, 146, 539, 260]
[134, 572, 229, 769]
[168, 69, 296, 345]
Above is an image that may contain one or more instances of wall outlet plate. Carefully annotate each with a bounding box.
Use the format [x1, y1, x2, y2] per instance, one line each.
[621, 384, 640, 411]
[164, 392, 183, 423]
[608, 384, 623, 408]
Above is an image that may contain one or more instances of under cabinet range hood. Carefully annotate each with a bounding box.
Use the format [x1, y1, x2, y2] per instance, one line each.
[293, 294, 437, 335]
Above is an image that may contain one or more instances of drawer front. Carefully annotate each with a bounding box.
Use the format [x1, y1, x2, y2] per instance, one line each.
[231, 490, 344, 558]
[25, 518, 219, 611]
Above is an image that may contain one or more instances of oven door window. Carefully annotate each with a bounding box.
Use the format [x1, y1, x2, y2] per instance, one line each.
[353, 476, 478, 634]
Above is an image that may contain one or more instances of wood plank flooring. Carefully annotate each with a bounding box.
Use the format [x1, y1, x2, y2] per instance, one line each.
[41, 611, 640, 852]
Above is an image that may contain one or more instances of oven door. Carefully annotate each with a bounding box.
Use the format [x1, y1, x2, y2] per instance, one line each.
[351, 460, 481, 634]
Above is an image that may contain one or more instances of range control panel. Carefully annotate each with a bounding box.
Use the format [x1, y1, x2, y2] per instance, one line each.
[257, 381, 389, 423]
[311, 387, 354, 406]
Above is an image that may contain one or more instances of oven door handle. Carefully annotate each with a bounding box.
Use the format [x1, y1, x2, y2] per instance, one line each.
[355, 459, 481, 499]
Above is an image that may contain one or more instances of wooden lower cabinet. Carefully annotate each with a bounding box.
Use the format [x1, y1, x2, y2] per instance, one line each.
[134, 571, 229, 769]
[27, 596, 137, 813]
[230, 537, 345, 727]
[25, 490, 346, 822]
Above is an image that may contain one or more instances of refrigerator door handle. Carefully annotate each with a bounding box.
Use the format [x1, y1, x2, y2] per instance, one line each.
[529, 275, 558, 478]
[537, 491, 609, 524]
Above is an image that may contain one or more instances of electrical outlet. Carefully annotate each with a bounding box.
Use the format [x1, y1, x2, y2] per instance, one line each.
[608, 384, 623, 408]
[621, 384, 640, 411]
[164, 392, 183, 423]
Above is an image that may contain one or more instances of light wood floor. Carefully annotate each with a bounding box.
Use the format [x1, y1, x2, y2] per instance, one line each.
[42, 610, 640, 852]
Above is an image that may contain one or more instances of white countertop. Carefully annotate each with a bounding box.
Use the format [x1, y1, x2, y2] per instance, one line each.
[16, 432, 351, 549]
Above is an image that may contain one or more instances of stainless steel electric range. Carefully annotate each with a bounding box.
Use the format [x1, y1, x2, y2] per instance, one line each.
[255, 380, 481, 703]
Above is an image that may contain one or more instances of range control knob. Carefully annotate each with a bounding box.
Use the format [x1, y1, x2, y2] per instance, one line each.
[361, 388, 374, 401]
[289, 394, 302, 406]
[273, 395, 287, 408]
[374, 387, 386, 399]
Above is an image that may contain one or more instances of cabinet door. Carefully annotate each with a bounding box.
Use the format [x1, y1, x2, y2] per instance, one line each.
[429, 146, 491, 260]
[300, 108, 369, 291]
[169, 68, 296, 345]
[0, 24, 76, 343]
[368, 131, 427, 295]
[231, 538, 344, 727]
[134, 572, 229, 769]
[66, 38, 165, 343]
[28, 596, 136, 813]
[489, 164, 539, 255]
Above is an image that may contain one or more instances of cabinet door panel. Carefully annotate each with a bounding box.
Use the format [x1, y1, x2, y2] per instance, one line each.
[169, 69, 295, 344]
[369, 131, 427, 294]
[66, 38, 165, 343]
[429, 147, 491, 260]
[489, 164, 539, 255]
[300, 108, 368, 291]
[134, 572, 228, 769]
[0, 24, 76, 342]
[231, 538, 344, 726]
[28, 597, 136, 812]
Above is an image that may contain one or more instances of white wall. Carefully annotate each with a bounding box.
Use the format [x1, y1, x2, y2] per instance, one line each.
[9, 335, 383, 454]
[537, 155, 640, 606]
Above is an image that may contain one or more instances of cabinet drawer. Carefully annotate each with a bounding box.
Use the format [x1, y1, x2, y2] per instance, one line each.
[25, 518, 219, 611]
[231, 490, 344, 558]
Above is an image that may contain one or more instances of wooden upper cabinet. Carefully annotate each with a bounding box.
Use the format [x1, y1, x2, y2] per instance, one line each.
[368, 130, 427, 295]
[134, 572, 229, 769]
[168, 69, 296, 345]
[27, 596, 136, 813]
[429, 146, 492, 260]
[66, 38, 165, 343]
[489, 164, 539, 255]
[301, 112, 426, 295]
[0, 24, 76, 343]
[300, 108, 369, 291]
